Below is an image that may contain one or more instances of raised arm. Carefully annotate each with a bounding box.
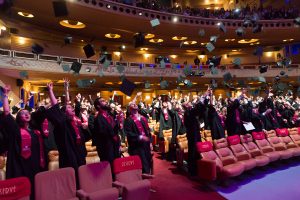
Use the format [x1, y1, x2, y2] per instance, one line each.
[47, 82, 58, 106]
[63, 77, 70, 104]
[2, 85, 11, 116]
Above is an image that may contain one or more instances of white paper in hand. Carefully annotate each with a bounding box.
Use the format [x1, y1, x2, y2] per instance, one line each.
[243, 122, 255, 131]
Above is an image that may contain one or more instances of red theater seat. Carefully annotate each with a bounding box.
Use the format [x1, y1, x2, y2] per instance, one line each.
[265, 130, 293, 159]
[275, 128, 300, 157]
[288, 128, 300, 146]
[252, 131, 281, 162]
[227, 135, 257, 170]
[240, 134, 270, 167]
[0, 177, 31, 200]
[35, 167, 79, 200]
[113, 156, 152, 200]
[77, 162, 119, 200]
[197, 141, 244, 180]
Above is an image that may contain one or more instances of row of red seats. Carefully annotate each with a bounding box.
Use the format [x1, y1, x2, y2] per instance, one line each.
[0, 156, 153, 200]
[196, 128, 300, 181]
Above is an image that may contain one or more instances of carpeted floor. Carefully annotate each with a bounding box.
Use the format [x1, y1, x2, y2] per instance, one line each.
[149, 153, 226, 200]
[210, 158, 300, 200]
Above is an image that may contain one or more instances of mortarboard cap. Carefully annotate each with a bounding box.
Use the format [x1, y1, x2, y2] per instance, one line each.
[52, 1, 68, 17]
[210, 36, 218, 43]
[83, 44, 95, 58]
[183, 66, 192, 76]
[19, 71, 28, 79]
[116, 65, 125, 74]
[160, 60, 166, 68]
[259, 65, 268, 73]
[76, 79, 95, 88]
[12, 106, 20, 114]
[150, 18, 160, 27]
[258, 77, 266, 83]
[218, 22, 226, 33]
[223, 72, 232, 82]
[134, 32, 145, 48]
[280, 71, 285, 76]
[64, 35, 72, 44]
[103, 59, 111, 69]
[98, 69, 104, 77]
[160, 80, 168, 89]
[120, 78, 136, 96]
[177, 75, 184, 83]
[232, 57, 241, 66]
[294, 17, 300, 26]
[61, 64, 70, 72]
[275, 75, 280, 81]
[210, 67, 218, 75]
[254, 46, 263, 56]
[206, 42, 215, 52]
[71, 61, 82, 74]
[211, 79, 218, 88]
[235, 27, 245, 37]
[252, 24, 262, 33]
[145, 81, 151, 89]
[198, 29, 205, 37]
[31, 43, 44, 54]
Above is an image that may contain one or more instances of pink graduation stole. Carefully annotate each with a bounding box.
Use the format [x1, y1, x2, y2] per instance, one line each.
[163, 109, 169, 121]
[42, 118, 49, 137]
[235, 109, 241, 123]
[117, 112, 125, 129]
[71, 116, 82, 145]
[20, 128, 32, 159]
[34, 130, 46, 168]
[178, 112, 184, 125]
[131, 114, 148, 136]
[99, 111, 115, 128]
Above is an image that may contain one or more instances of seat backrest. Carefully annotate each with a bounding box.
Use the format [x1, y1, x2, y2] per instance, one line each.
[113, 156, 143, 184]
[288, 128, 299, 135]
[275, 128, 289, 137]
[196, 141, 223, 169]
[227, 135, 251, 160]
[213, 138, 237, 165]
[0, 156, 5, 170]
[265, 130, 287, 150]
[204, 130, 211, 137]
[162, 129, 172, 137]
[240, 134, 262, 157]
[177, 134, 188, 150]
[35, 167, 76, 200]
[252, 132, 274, 153]
[48, 150, 59, 161]
[79, 162, 113, 193]
[0, 177, 31, 200]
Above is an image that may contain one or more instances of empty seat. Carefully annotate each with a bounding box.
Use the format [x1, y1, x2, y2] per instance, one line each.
[77, 162, 119, 200]
[288, 127, 300, 146]
[176, 134, 188, 167]
[275, 128, 300, 157]
[227, 135, 257, 170]
[240, 134, 270, 167]
[204, 130, 212, 142]
[85, 140, 100, 164]
[48, 150, 59, 171]
[113, 156, 152, 200]
[0, 177, 31, 200]
[0, 155, 5, 180]
[196, 141, 244, 180]
[159, 129, 172, 154]
[265, 130, 293, 159]
[251, 132, 280, 162]
[35, 167, 79, 200]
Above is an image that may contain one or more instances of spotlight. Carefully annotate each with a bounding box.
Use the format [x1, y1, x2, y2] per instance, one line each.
[106, 4, 111, 9]
[121, 45, 126, 50]
[138, 12, 142, 16]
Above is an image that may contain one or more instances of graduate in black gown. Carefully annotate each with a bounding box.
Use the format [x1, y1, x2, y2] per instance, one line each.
[158, 101, 174, 139]
[124, 102, 152, 173]
[226, 95, 244, 136]
[92, 97, 120, 165]
[183, 92, 207, 177]
[1, 85, 45, 199]
[46, 81, 90, 187]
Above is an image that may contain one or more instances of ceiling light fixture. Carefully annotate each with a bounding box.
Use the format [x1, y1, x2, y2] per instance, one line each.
[144, 33, 155, 39]
[59, 20, 86, 29]
[149, 38, 163, 43]
[186, 50, 199, 53]
[140, 48, 148, 51]
[17, 11, 34, 18]
[238, 39, 259, 44]
[172, 36, 188, 41]
[105, 33, 121, 39]
[172, 16, 178, 23]
[183, 41, 197, 45]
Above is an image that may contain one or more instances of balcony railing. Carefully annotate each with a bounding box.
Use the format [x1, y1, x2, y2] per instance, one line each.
[75, 0, 295, 29]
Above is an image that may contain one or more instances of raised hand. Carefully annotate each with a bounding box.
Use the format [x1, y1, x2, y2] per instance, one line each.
[2, 85, 11, 95]
[137, 92, 142, 96]
[63, 77, 70, 89]
[47, 82, 53, 91]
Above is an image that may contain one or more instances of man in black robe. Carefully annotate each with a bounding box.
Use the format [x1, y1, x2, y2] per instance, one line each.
[46, 82, 89, 187]
[92, 97, 120, 165]
[124, 102, 152, 173]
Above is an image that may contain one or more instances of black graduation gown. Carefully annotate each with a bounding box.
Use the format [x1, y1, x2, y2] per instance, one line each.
[124, 117, 152, 174]
[184, 102, 205, 176]
[259, 98, 279, 130]
[158, 109, 173, 139]
[91, 113, 120, 164]
[280, 108, 295, 128]
[240, 102, 254, 134]
[226, 99, 243, 136]
[207, 105, 225, 139]
[46, 104, 88, 174]
[251, 112, 265, 132]
[1, 114, 41, 199]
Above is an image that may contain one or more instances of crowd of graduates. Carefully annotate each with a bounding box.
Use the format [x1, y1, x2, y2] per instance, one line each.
[1, 79, 300, 199]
